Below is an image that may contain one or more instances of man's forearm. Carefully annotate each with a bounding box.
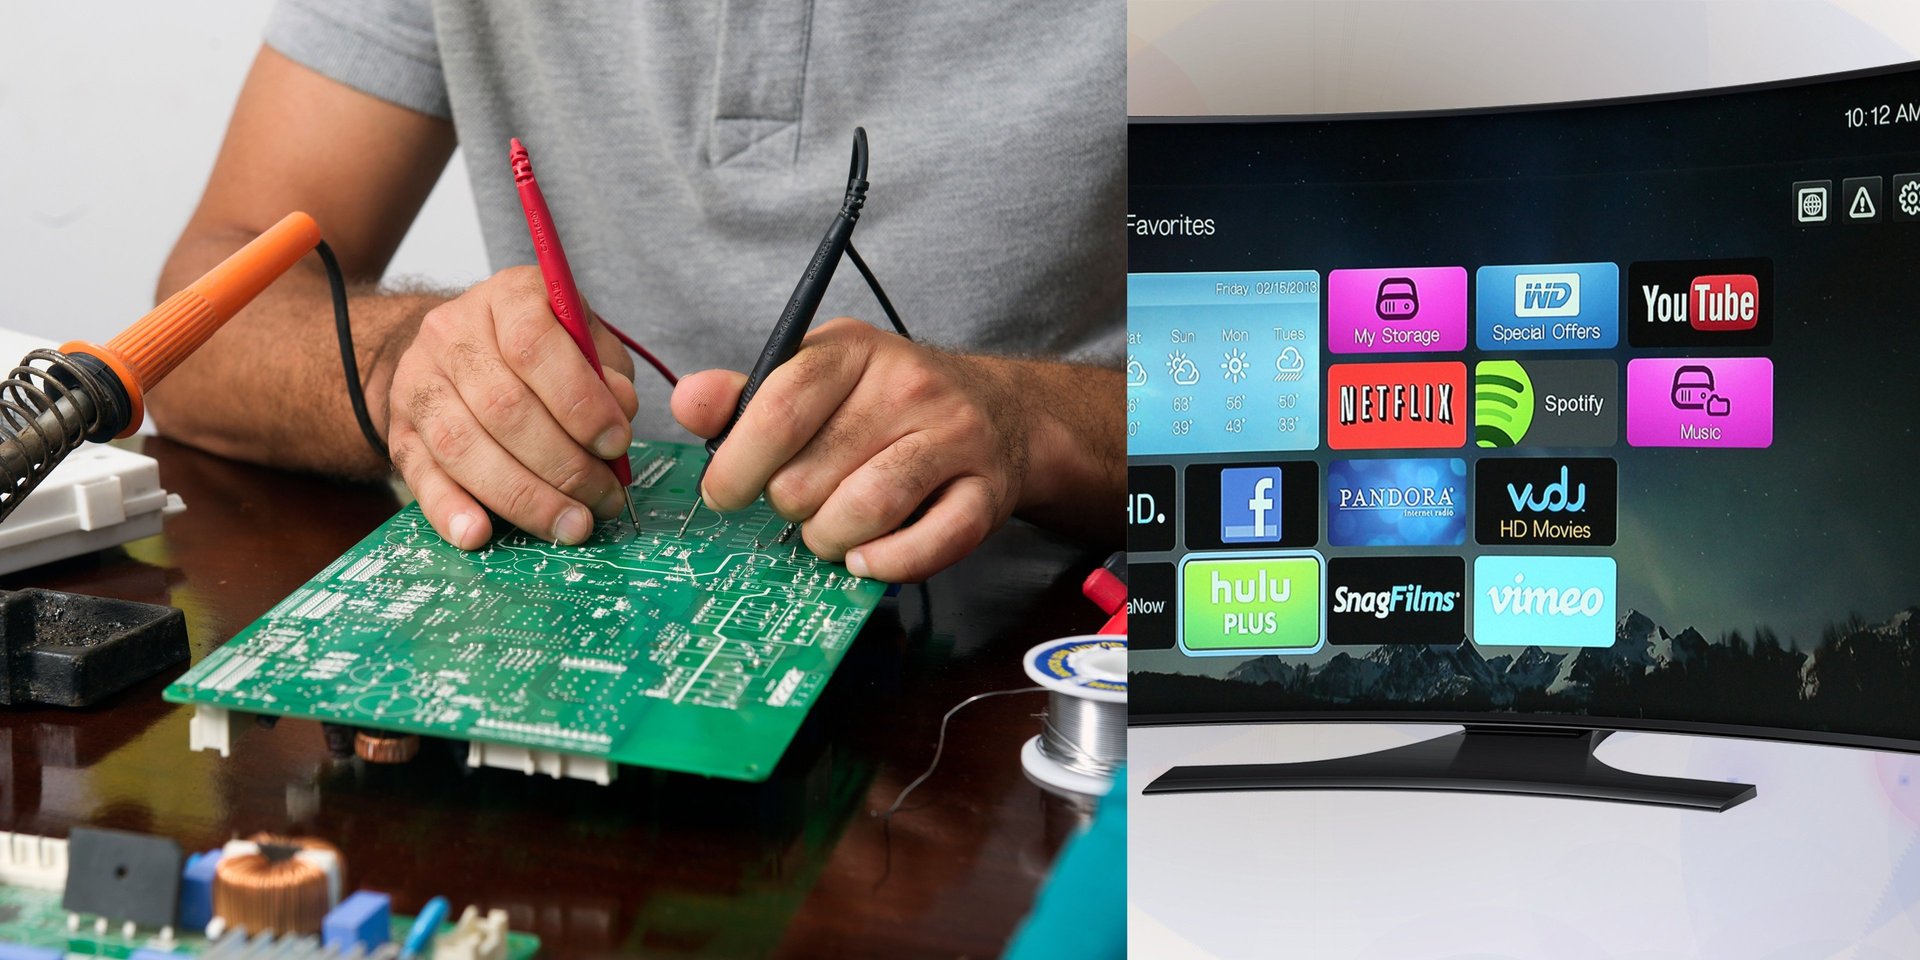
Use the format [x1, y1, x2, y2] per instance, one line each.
[148, 226, 444, 479]
[985, 355, 1125, 545]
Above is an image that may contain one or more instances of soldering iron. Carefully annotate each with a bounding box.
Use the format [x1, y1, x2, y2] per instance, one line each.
[0, 212, 325, 523]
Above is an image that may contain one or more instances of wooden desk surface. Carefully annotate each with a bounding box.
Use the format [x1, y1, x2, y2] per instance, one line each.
[0, 438, 1107, 959]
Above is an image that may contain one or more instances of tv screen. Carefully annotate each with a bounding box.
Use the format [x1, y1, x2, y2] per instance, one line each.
[1127, 62, 1920, 751]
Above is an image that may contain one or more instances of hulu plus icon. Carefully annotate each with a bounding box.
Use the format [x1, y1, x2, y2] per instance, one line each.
[1179, 553, 1324, 655]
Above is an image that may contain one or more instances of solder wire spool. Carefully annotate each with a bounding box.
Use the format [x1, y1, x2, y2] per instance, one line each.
[211, 834, 343, 936]
[1021, 635, 1127, 798]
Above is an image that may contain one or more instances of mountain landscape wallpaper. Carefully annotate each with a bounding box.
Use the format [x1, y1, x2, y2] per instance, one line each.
[1137, 606, 1920, 740]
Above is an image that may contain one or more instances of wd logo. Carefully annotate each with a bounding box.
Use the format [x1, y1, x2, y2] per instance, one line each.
[1513, 272, 1580, 318]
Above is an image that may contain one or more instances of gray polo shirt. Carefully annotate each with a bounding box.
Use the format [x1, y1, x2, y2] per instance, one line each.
[266, 0, 1123, 441]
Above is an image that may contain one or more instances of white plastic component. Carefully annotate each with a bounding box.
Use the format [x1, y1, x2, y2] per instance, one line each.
[434, 906, 509, 960]
[0, 325, 183, 575]
[189, 705, 235, 756]
[466, 741, 616, 785]
[0, 442, 186, 577]
[0, 830, 68, 890]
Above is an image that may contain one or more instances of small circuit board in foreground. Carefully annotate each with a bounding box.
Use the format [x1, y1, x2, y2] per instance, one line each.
[164, 440, 886, 782]
[0, 886, 539, 960]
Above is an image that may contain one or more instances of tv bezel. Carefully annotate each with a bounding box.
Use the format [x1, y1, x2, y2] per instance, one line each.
[1125, 57, 1920, 757]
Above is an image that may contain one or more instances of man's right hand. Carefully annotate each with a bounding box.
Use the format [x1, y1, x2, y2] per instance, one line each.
[385, 265, 640, 550]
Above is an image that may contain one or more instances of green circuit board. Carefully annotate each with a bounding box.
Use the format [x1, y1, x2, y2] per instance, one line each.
[164, 440, 886, 781]
[0, 886, 540, 958]
[0, 883, 541, 960]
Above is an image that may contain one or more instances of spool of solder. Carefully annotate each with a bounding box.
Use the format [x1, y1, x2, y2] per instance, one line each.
[1020, 634, 1127, 798]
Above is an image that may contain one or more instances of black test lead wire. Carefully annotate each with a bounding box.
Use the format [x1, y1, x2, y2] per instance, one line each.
[678, 127, 908, 538]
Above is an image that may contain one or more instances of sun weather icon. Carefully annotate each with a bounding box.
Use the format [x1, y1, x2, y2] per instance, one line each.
[1167, 351, 1202, 386]
[1220, 348, 1250, 384]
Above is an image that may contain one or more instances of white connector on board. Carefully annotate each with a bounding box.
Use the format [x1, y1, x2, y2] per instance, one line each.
[434, 906, 509, 960]
[189, 704, 234, 756]
[0, 830, 68, 890]
[465, 742, 616, 785]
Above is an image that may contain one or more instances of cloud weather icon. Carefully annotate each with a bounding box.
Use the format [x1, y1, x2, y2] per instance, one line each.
[1167, 351, 1201, 386]
[1126, 355, 1148, 387]
[1274, 346, 1305, 382]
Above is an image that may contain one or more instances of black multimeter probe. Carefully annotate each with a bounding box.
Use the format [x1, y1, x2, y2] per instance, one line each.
[679, 127, 908, 536]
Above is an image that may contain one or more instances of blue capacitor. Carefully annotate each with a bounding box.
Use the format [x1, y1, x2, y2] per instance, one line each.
[400, 896, 449, 959]
[178, 849, 223, 932]
[323, 890, 393, 953]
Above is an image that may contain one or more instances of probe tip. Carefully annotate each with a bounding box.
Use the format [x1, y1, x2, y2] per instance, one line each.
[677, 501, 699, 537]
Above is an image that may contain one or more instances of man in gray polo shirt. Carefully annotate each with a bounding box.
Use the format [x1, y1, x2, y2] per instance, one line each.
[150, 1, 1123, 582]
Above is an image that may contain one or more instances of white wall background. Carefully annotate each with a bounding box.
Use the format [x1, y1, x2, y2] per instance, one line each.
[0, 2, 487, 348]
[1131, 0, 1920, 117]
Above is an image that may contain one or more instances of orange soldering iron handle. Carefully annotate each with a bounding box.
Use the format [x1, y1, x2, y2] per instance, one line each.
[62, 211, 323, 438]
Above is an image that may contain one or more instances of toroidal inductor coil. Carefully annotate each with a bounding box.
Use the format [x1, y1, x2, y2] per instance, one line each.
[212, 835, 343, 935]
[355, 731, 421, 763]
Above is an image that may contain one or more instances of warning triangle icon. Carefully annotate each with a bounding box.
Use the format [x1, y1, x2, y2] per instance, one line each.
[1850, 185, 1877, 219]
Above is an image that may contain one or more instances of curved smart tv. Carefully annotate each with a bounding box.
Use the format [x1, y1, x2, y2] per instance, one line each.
[1126, 62, 1920, 809]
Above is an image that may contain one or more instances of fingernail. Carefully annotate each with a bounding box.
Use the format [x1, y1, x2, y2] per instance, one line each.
[593, 488, 623, 519]
[449, 513, 475, 549]
[593, 426, 630, 460]
[554, 506, 594, 545]
[845, 550, 871, 578]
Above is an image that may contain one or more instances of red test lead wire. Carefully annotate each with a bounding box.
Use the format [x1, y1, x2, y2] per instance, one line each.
[508, 138, 640, 527]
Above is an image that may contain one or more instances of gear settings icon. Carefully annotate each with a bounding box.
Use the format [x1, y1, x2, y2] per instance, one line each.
[1899, 178, 1920, 218]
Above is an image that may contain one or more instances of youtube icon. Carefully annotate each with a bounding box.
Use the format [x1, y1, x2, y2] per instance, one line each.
[1688, 274, 1760, 332]
[1628, 258, 1773, 346]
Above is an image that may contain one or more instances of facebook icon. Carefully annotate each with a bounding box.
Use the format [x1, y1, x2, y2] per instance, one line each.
[1220, 467, 1285, 543]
